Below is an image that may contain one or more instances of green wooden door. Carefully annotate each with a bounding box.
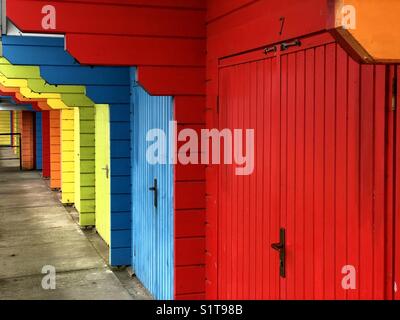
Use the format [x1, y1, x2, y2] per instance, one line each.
[95, 105, 111, 245]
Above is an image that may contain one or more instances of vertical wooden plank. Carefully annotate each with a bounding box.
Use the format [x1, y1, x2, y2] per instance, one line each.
[346, 56, 361, 300]
[286, 52, 296, 299]
[394, 65, 400, 300]
[335, 45, 348, 300]
[295, 50, 305, 300]
[255, 59, 265, 299]
[262, 58, 273, 299]
[373, 65, 387, 300]
[242, 62, 251, 299]
[270, 53, 281, 300]
[314, 45, 325, 300]
[249, 61, 258, 298]
[304, 48, 315, 299]
[384, 66, 395, 301]
[279, 54, 288, 300]
[218, 66, 228, 298]
[359, 64, 374, 299]
[324, 43, 336, 299]
[61, 109, 75, 204]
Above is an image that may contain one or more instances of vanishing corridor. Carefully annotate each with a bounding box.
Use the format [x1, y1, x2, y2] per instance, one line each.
[0, 148, 144, 300]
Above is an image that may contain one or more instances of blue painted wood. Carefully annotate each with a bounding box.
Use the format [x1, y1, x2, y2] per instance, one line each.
[131, 78, 174, 300]
[2, 35, 132, 266]
[35, 112, 43, 170]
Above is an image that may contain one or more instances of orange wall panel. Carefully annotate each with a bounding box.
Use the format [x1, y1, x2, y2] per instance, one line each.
[49, 110, 61, 189]
[20, 111, 35, 170]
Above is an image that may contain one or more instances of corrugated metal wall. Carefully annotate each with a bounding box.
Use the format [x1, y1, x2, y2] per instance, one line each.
[131, 84, 174, 300]
[35, 112, 43, 170]
[217, 35, 391, 299]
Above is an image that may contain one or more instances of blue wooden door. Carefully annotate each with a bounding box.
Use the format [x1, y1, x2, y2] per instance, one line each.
[131, 84, 174, 300]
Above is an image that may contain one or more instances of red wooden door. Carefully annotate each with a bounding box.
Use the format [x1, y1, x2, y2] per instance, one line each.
[217, 32, 394, 300]
[395, 65, 400, 300]
[218, 54, 281, 300]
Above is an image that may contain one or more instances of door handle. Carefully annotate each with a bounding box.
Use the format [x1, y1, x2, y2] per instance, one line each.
[271, 228, 286, 278]
[149, 178, 158, 208]
[102, 165, 109, 179]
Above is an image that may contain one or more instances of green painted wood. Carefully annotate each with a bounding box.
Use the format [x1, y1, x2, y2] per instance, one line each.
[95, 105, 111, 245]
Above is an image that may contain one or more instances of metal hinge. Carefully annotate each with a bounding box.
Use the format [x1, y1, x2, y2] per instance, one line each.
[393, 75, 398, 111]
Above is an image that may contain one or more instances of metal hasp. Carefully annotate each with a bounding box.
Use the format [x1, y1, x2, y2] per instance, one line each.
[149, 178, 158, 209]
[280, 39, 301, 51]
[264, 45, 277, 55]
[271, 228, 286, 278]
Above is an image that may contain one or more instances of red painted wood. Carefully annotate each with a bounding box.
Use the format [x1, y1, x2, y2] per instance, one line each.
[304, 48, 315, 300]
[175, 238, 205, 266]
[175, 293, 205, 300]
[174, 96, 206, 124]
[359, 65, 374, 299]
[175, 182, 206, 210]
[8, 0, 205, 37]
[384, 66, 395, 301]
[216, 33, 392, 300]
[175, 210, 205, 238]
[395, 65, 400, 300]
[175, 266, 205, 295]
[346, 56, 361, 300]
[41, 111, 51, 178]
[137, 67, 205, 96]
[66, 34, 205, 67]
[6, 1, 208, 299]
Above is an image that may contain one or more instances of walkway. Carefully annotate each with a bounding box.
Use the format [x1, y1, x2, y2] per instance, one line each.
[0, 148, 142, 300]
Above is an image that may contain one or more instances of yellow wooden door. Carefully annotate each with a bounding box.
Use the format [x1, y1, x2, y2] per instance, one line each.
[95, 105, 111, 245]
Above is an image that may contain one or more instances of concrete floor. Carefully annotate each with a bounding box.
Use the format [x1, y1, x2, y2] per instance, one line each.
[0, 148, 151, 300]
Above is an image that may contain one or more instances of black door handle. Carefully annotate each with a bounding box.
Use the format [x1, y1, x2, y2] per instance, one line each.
[149, 178, 158, 208]
[271, 228, 286, 278]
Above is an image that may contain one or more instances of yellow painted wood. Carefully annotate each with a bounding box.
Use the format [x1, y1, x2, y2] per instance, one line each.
[0, 57, 100, 228]
[74, 106, 96, 227]
[61, 109, 75, 205]
[74, 108, 81, 213]
[0, 111, 11, 145]
[13, 110, 20, 155]
[95, 105, 111, 245]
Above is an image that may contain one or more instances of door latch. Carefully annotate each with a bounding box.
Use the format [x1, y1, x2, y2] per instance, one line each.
[280, 39, 301, 51]
[264, 45, 277, 55]
[102, 165, 109, 179]
[149, 178, 158, 209]
[271, 228, 286, 278]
